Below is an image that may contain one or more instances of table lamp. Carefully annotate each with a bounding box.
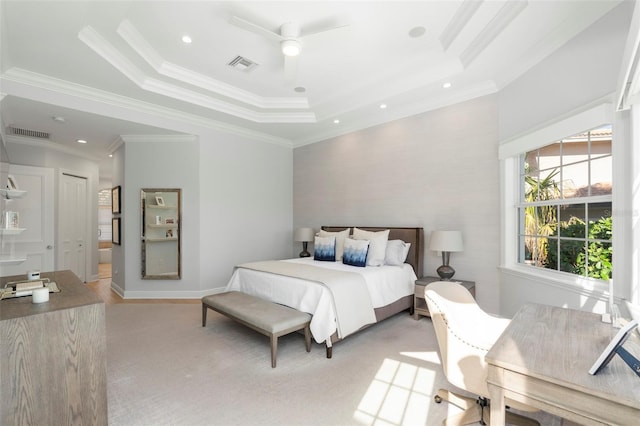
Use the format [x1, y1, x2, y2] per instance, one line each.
[294, 227, 315, 257]
[429, 230, 463, 280]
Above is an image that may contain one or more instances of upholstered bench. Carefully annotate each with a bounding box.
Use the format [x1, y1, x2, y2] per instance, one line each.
[201, 291, 312, 368]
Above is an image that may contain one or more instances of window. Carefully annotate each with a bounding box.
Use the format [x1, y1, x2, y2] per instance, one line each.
[517, 125, 612, 280]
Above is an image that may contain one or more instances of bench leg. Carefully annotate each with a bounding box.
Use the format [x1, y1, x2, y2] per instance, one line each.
[304, 324, 311, 352]
[270, 335, 277, 368]
[326, 345, 332, 358]
[202, 304, 207, 327]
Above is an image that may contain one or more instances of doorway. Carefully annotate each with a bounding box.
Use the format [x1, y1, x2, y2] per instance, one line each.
[98, 188, 112, 279]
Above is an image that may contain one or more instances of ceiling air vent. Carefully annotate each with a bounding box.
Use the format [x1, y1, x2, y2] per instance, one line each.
[228, 55, 258, 72]
[8, 126, 50, 139]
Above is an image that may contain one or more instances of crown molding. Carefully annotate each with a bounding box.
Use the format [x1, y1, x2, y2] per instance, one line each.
[117, 20, 309, 110]
[1, 68, 294, 147]
[79, 26, 315, 123]
[312, 58, 464, 122]
[107, 137, 124, 154]
[119, 134, 198, 144]
[460, 0, 528, 67]
[110, 134, 199, 153]
[440, 0, 483, 51]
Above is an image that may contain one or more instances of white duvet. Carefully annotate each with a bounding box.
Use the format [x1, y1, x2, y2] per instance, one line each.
[224, 258, 417, 345]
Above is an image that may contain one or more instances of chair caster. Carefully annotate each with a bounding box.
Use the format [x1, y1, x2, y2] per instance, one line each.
[434, 395, 443, 403]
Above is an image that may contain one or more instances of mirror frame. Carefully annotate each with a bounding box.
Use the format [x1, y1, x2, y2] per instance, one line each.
[141, 188, 181, 280]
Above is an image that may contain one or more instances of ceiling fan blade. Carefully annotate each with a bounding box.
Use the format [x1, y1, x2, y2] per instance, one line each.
[229, 15, 283, 43]
[300, 15, 349, 38]
[283, 55, 298, 85]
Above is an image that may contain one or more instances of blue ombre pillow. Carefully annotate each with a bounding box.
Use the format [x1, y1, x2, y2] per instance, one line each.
[342, 237, 370, 267]
[314, 236, 336, 261]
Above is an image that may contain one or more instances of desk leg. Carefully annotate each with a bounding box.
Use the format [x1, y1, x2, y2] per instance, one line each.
[487, 366, 506, 425]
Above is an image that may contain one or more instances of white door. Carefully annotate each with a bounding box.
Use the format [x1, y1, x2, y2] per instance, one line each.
[58, 173, 87, 281]
[1, 165, 55, 276]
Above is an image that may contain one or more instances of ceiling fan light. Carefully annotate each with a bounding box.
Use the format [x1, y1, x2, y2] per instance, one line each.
[281, 39, 301, 57]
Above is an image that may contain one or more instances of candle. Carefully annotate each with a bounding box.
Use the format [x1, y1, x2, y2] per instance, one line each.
[32, 287, 49, 304]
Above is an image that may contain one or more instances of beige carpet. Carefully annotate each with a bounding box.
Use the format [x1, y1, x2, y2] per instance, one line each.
[105, 304, 562, 426]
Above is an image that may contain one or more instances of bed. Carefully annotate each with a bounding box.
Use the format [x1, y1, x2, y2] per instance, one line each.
[225, 226, 424, 357]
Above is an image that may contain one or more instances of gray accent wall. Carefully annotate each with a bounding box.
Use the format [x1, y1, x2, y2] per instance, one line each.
[294, 95, 502, 313]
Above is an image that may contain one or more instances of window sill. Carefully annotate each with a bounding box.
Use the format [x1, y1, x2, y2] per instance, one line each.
[499, 263, 610, 300]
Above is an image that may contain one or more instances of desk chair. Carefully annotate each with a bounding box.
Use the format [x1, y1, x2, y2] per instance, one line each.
[424, 281, 540, 426]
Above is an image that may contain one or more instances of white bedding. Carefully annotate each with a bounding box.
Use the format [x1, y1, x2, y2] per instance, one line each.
[224, 258, 417, 345]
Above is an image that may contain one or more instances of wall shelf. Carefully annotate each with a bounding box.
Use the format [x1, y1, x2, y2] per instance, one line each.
[0, 228, 26, 235]
[146, 205, 174, 210]
[144, 237, 178, 242]
[0, 189, 27, 199]
[0, 255, 27, 265]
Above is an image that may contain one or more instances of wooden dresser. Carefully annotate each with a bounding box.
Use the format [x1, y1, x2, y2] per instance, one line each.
[0, 270, 107, 425]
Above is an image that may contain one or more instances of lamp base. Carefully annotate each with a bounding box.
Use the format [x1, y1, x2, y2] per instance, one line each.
[436, 264, 455, 280]
[299, 241, 311, 258]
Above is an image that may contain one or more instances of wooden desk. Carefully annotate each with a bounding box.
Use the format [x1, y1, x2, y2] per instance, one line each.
[0, 270, 108, 425]
[486, 303, 640, 426]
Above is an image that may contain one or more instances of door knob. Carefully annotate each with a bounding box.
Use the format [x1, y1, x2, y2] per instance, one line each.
[47, 245, 53, 249]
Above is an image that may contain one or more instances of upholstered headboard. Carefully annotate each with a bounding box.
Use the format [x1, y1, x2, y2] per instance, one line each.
[321, 226, 424, 277]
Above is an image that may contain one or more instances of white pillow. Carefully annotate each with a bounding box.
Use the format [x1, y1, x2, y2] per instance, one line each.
[318, 228, 351, 261]
[352, 228, 390, 267]
[385, 240, 411, 266]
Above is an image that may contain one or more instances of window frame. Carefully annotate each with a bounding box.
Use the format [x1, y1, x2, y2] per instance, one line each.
[499, 103, 617, 296]
[516, 130, 612, 278]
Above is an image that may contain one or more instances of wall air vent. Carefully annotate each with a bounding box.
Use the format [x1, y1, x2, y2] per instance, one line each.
[8, 126, 50, 139]
[228, 55, 258, 72]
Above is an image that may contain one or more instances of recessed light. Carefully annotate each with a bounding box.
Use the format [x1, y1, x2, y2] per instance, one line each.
[379, 103, 387, 109]
[108, 154, 113, 158]
[294, 86, 306, 93]
[442, 82, 452, 89]
[409, 26, 426, 38]
[182, 35, 192, 44]
[333, 119, 340, 124]
[52, 116, 65, 123]
[77, 139, 87, 144]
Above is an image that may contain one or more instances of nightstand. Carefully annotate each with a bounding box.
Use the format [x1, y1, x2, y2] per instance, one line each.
[413, 276, 476, 320]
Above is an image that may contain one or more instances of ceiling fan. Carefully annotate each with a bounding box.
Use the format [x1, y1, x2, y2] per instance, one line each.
[229, 14, 349, 83]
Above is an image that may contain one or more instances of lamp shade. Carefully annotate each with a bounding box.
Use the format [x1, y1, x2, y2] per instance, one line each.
[429, 230, 463, 252]
[294, 227, 315, 242]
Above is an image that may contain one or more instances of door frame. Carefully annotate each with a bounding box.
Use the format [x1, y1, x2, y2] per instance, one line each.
[57, 168, 94, 282]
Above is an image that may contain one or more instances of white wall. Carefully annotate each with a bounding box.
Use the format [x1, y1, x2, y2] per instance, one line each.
[498, 2, 631, 143]
[497, 2, 633, 317]
[111, 136, 201, 297]
[109, 130, 293, 298]
[199, 131, 293, 291]
[4, 139, 101, 281]
[110, 144, 125, 289]
[294, 95, 502, 313]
